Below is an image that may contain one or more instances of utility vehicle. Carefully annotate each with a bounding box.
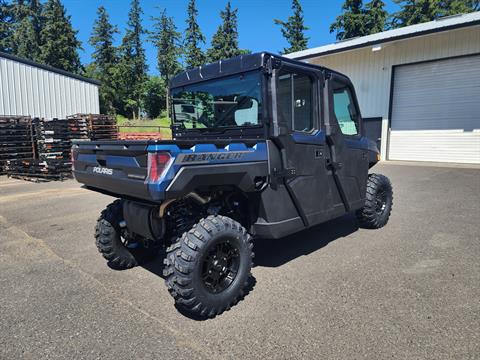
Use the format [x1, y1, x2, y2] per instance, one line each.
[72, 53, 393, 318]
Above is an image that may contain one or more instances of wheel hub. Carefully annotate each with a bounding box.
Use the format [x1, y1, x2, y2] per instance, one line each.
[202, 240, 240, 293]
[375, 189, 388, 215]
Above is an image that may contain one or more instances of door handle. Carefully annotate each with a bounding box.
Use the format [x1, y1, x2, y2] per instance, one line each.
[326, 159, 342, 170]
[314, 149, 323, 159]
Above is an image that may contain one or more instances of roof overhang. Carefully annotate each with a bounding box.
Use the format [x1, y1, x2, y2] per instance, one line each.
[286, 11, 480, 60]
[0, 51, 101, 86]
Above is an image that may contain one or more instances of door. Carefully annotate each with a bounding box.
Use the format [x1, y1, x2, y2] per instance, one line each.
[364, 117, 382, 152]
[323, 74, 369, 212]
[389, 55, 480, 164]
[271, 65, 333, 227]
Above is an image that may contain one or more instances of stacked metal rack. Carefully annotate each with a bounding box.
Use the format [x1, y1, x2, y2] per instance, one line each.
[68, 114, 118, 140]
[2, 114, 117, 182]
[34, 118, 89, 161]
[0, 116, 35, 175]
[5, 159, 71, 181]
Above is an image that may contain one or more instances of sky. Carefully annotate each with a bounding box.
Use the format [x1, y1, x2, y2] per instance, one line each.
[64, 0, 401, 75]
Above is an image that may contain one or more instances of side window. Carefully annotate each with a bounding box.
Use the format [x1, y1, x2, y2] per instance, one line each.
[333, 85, 359, 136]
[277, 71, 314, 132]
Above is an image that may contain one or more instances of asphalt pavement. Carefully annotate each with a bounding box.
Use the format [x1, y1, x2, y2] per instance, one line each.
[0, 163, 479, 359]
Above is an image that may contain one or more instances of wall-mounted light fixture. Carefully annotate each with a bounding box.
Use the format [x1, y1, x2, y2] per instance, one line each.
[372, 44, 382, 52]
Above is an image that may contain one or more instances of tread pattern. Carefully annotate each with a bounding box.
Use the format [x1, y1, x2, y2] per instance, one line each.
[163, 215, 254, 318]
[94, 200, 138, 269]
[356, 173, 393, 229]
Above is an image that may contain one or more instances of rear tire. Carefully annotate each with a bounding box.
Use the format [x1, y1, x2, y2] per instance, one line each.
[356, 173, 393, 229]
[95, 200, 158, 269]
[163, 215, 253, 318]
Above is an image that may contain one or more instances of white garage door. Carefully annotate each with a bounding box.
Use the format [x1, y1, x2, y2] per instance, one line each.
[389, 55, 480, 164]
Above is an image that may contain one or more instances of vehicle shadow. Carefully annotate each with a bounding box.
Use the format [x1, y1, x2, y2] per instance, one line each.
[141, 213, 359, 274]
[254, 213, 359, 268]
[140, 213, 358, 320]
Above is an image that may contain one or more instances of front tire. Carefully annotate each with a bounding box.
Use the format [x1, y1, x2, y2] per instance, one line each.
[163, 215, 253, 318]
[356, 173, 393, 229]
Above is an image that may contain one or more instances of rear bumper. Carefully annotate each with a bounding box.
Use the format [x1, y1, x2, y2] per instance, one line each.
[73, 170, 155, 202]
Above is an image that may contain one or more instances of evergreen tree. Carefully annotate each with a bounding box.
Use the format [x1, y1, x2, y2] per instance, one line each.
[207, 2, 248, 62]
[143, 76, 166, 119]
[151, 9, 182, 83]
[10, 0, 42, 60]
[89, 6, 119, 114]
[274, 0, 309, 54]
[391, 0, 440, 28]
[364, 0, 388, 35]
[0, 0, 14, 52]
[390, 0, 478, 28]
[330, 0, 367, 40]
[118, 0, 148, 119]
[438, 0, 478, 14]
[150, 9, 182, 117]
[184, 0, 206, 69]
[39, 0, 82, 73]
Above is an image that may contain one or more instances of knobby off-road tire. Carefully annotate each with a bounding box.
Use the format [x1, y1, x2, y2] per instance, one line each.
[163, 215, 254, 318]
[356, 173, 393, 229]
[95, 199, 158, 270]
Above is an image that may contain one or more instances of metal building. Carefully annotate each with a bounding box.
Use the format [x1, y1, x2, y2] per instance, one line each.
[0, 52, 100, 119]
[287, 12, 480, 164]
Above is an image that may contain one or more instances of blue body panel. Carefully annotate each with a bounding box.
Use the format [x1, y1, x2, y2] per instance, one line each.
[146, 142, 268, 200]
[292, 130, 326, 145]
[345, 136, 370, 150]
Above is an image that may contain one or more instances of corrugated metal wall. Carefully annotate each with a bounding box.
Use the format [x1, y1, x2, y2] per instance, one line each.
[0, 56, 100, 119]
[308, 26, 480, 160]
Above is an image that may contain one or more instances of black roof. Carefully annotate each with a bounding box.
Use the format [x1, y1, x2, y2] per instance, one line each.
[170, 52, 336, 88]
[0, 51, 101, 86]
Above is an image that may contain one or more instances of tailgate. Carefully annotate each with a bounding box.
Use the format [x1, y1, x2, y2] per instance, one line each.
[72, 141, 153, 201]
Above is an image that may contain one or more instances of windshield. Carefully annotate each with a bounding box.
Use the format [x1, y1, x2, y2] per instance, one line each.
[171, 71, 262, 130]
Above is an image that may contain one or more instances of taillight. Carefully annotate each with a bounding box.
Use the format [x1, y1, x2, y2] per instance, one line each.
[147, 152, 172, 182]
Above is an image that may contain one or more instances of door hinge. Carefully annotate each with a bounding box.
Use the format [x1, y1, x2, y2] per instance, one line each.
[325, 159, 343, 170]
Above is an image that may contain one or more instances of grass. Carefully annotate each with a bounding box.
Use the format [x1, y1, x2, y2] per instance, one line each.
[116, 115, 172, 139]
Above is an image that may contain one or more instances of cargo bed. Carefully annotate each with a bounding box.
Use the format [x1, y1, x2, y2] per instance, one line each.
[72, 138, 264, 202]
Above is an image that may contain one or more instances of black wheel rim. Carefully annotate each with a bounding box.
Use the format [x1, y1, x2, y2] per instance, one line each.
[202, 239, 240, 294]
[375, 188, 388, 215]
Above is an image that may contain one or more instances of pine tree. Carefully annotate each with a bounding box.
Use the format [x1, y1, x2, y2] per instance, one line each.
[207, 2, 249, 62]
[118, 0, 148, 119]
[184, 0, 206, 69]
[89, 6, 119, 114]
[0, 0, 14, 53]
[330, 0, 367, 40]
[364, 0, 387, 35]
[39, 0, 82, 73]
[10, 0, 43, 60]
[438, 0, 478, 14]
[274, 0, 309, 54]
[390, 0, 477, 28]
[390, 0, 442, 28]
[150, 9, 182, 117]
[151, 9, 182, 83]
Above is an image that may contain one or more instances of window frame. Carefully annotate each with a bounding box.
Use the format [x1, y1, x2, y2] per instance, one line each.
[331, 80, 362, 138]
[275, 66, 319, 135]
